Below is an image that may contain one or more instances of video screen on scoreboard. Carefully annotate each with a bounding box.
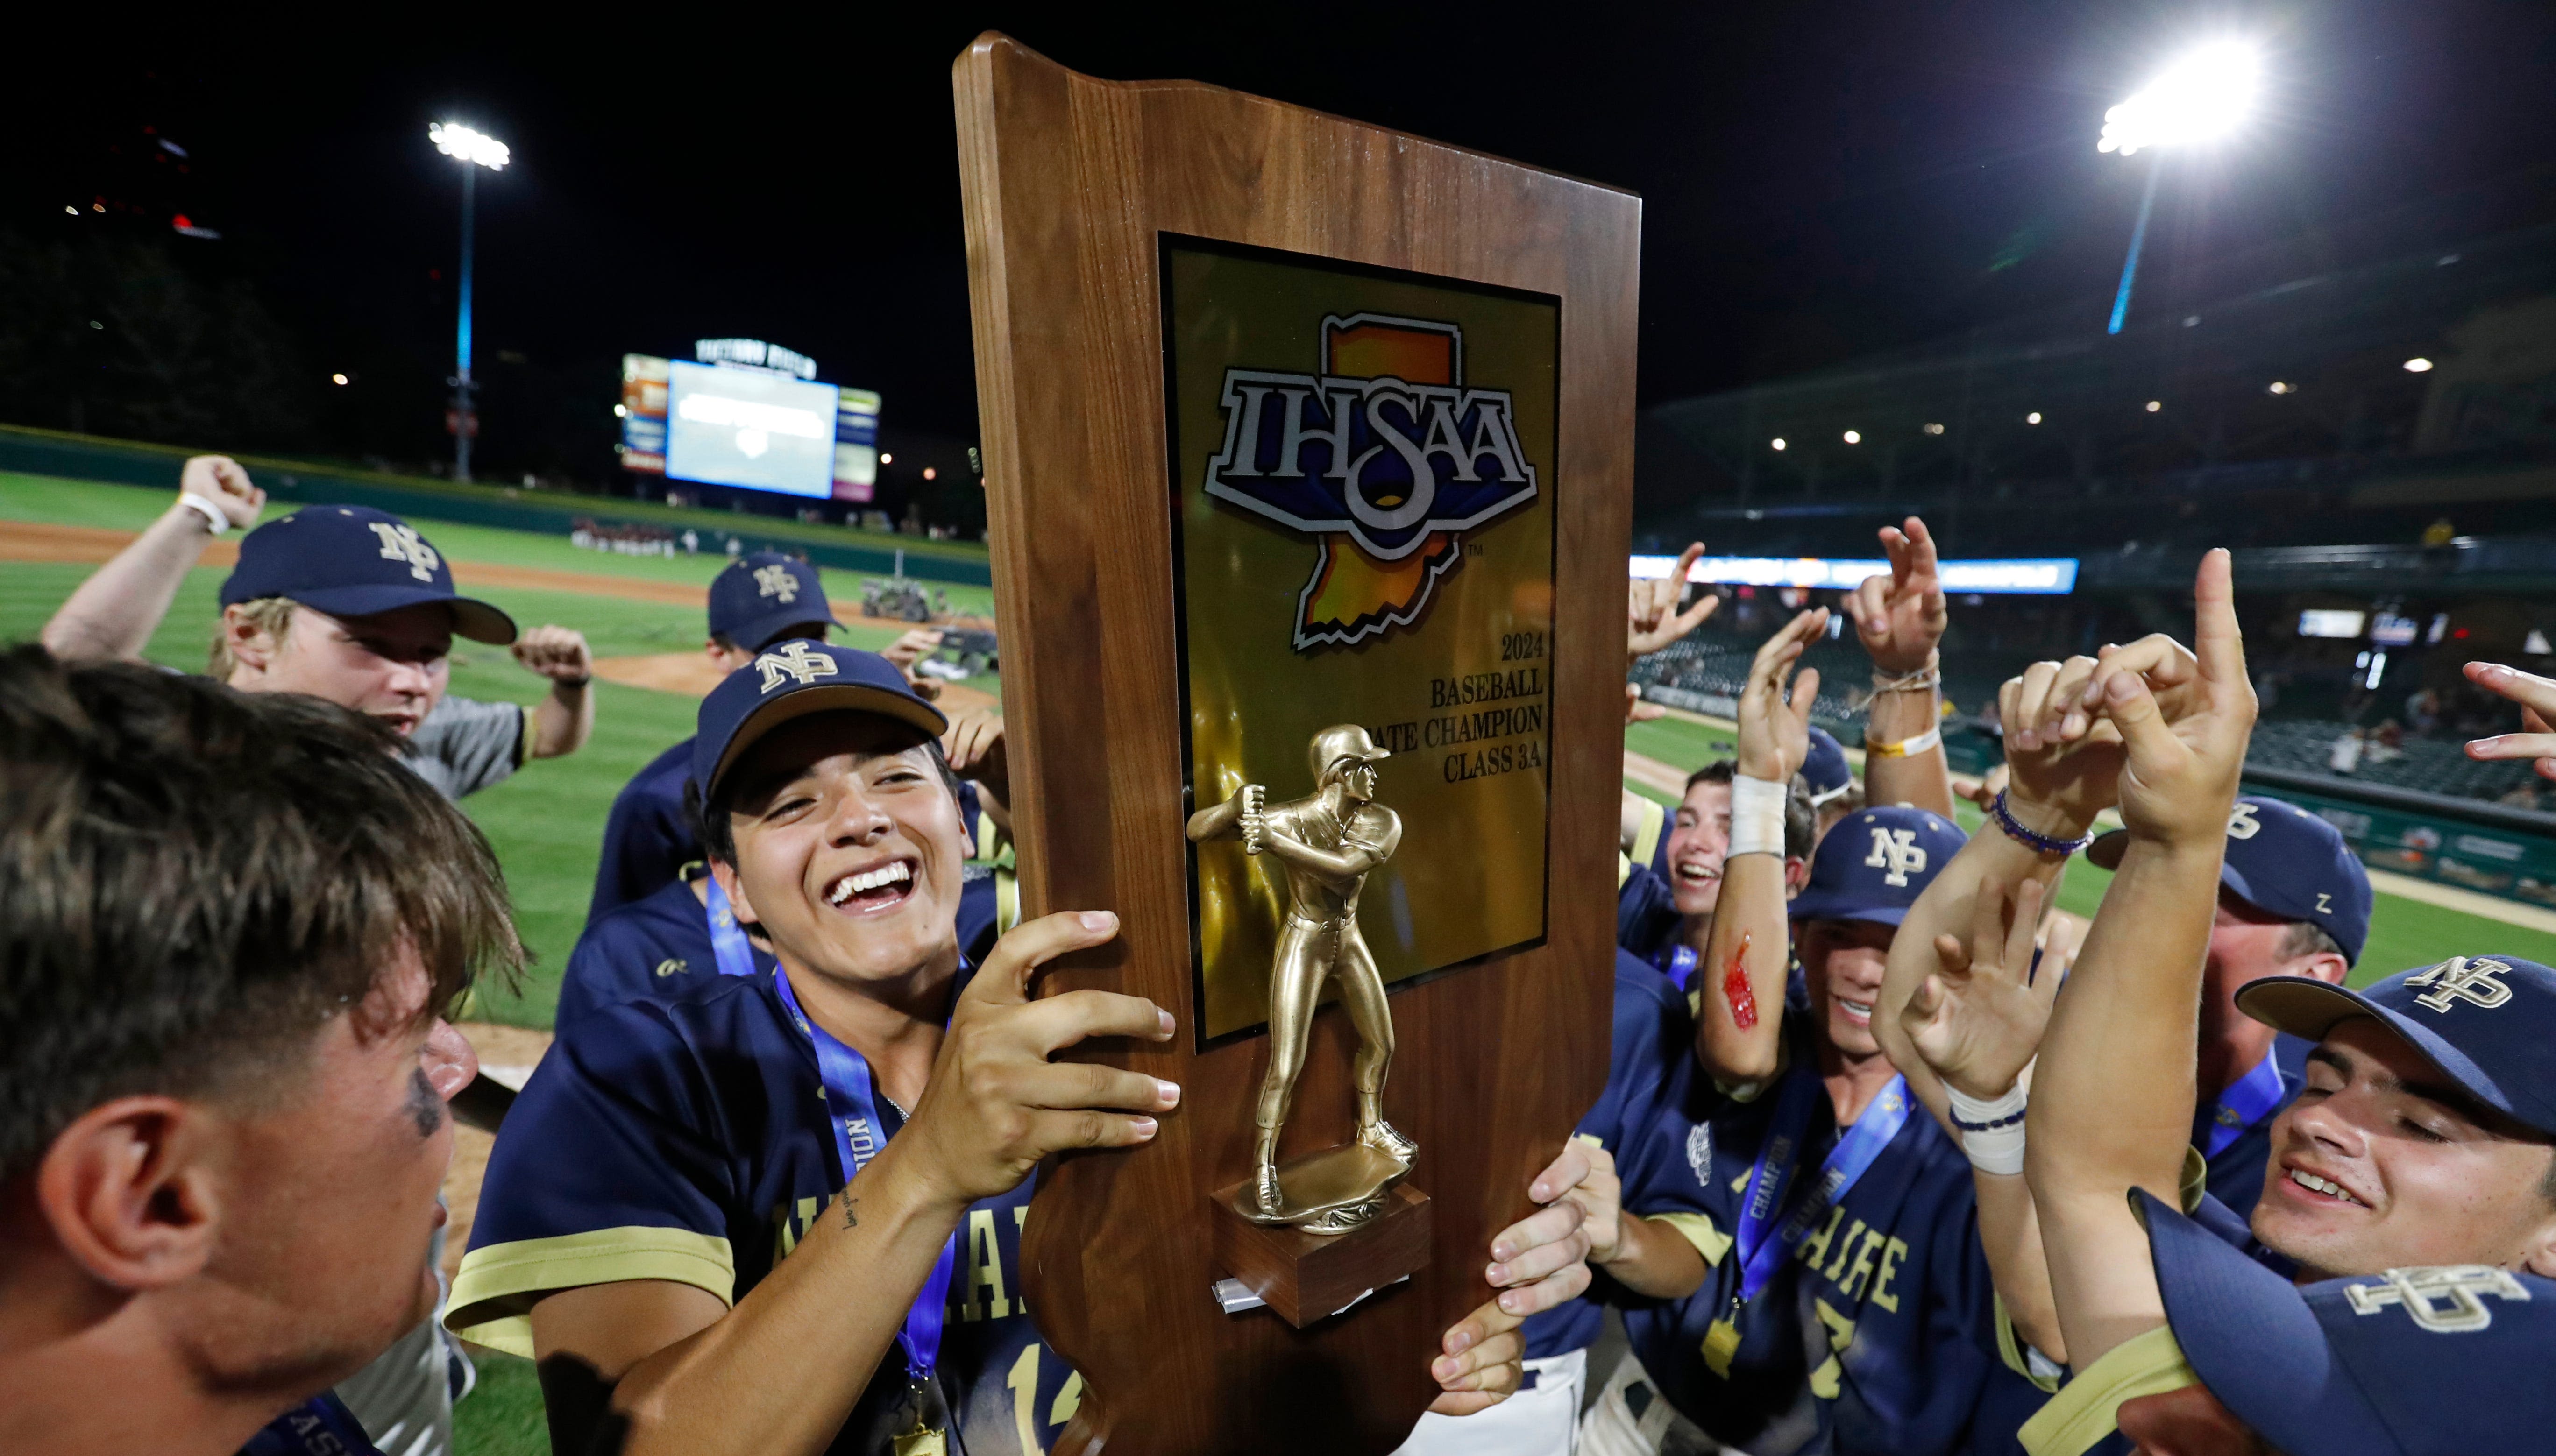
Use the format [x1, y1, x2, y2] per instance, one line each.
[663, 360, 839, 498]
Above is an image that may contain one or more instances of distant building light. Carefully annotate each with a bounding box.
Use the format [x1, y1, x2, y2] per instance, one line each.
[2025, 412, 2043, 425]
[64, 205, 77, 216]
[2437, 254, 2462, 267]
[88, 320, 102, 331]
[880, 452, 894, 464]
[2403, 357, 2434, 373]
[1922, 422, 1945, 436]
[1842, 430, 1861, 445]
[922, 466, 937, 481]
[612, 403, 627, 417]
[1770, 438, 1788, 452]
[2182, 315, 2201, 327]
[331, 373, 349, 386]
[2268, 381, 2293, 395]
[2145, 400, 2163, 412]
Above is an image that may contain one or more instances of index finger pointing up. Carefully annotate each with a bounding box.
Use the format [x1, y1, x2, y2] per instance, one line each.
[2191, 548, 2246, 687]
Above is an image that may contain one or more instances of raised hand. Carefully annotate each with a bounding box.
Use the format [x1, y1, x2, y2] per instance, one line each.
[512, 624, 595, 682]
[894, 911, 1178, 1208]
[1903, 878, 2062, 1100]
[1997, 656, 2125, 837]
[941, 706, 1006, 777]
[179, 454, 265, 530]
[2087, 550, 2257, 848]
[1736, 608, 1828, 783]
[2463, 662, 2556, 781]
[1629, 542, 1719, 660]
[1847, 516, 1948, 676]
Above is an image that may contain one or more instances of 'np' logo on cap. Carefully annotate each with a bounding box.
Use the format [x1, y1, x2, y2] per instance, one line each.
[756, 642, 836, 693]
[753, 564, 799, 602]
[2404, 956, 2515, 1013]
[2345, 1265, 2530, 1332]
[1865, 827, 1927, 887]
[369, 522, 441, 581]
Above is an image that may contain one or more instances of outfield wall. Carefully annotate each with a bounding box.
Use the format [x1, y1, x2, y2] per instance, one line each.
[0, 424, 993, 587]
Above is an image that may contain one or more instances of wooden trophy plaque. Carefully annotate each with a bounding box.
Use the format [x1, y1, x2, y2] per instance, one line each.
[955, 32, 1638, 1454]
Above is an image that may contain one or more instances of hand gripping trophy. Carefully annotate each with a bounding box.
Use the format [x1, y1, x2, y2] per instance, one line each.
[1187, 725, 1417, 1232]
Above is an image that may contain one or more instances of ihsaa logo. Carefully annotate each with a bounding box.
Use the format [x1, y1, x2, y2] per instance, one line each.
[1201, 314, 1538, 650]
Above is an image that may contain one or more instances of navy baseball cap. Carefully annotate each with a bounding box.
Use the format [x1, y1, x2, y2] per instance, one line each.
[709, 553, 838, 654]
[2090, 794, 2372, 964]
[1789, 804, 1967, 927]
[1802, 727, 1853, 807]
[693, 642, 949, 808]
[220, 505, 516, 644]
[2137, 1186, 2556, 1456]
[2237, 956, 2556, 1136]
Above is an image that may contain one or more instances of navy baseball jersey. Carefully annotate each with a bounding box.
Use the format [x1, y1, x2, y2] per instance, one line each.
[1525, 950, 1696, 1358]
[590, 742, 993, 921]
[1619, 858, 1681, 963]
[2193, 1033, 2309, 1220]
[450, 972, 1079, 1455]
[1617, 1012, 2047, 1456]
[589, 738, 695, 919]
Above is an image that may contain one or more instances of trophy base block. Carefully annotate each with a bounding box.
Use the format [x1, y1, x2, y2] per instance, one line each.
[1211, 1180, 1431, 1329]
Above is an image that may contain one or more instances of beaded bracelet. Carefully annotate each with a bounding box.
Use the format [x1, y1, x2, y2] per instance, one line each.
[1988, 789, 2095, 857]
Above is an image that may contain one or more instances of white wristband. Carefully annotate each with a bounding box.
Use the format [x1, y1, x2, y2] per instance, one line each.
[1946, 1083, 2028, 1176]
[1729, 773, 1789, 858]
[178, 493, 230, 536]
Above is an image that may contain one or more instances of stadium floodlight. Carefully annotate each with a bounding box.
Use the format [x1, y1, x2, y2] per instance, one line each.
[1842, 430, 1861, 445]
[1770, 437, 1788, 452]
[431, 121, 510, 482]
[2403, 357, 2435, 373]
[2100, 42, 2261, 335]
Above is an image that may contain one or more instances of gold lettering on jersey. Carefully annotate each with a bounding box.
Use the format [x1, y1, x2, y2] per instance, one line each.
[1796, 1205, 1848, 1273]
[1049, 1370, 1084, 1425]
[964, 1207, 1013, 1321]
[1823, 1218, 1868, 1283]
[1808, 1298, 1856, 1399]
[1838, 1227, 1887, 1301]
[1869, 1237, 1911, 1313]
[1011, 1204, 1031, 1317]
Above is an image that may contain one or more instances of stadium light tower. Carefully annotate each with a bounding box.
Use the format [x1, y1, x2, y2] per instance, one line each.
[2098, 42, 2258, 335]
[430, 121, 510, 481]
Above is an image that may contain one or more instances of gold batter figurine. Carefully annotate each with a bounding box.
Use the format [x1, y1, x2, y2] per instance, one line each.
[1188, 725, 1416, 1232]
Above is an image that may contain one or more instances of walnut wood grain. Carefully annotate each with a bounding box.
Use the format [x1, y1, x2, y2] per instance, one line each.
[955, 31, 1640, 1454]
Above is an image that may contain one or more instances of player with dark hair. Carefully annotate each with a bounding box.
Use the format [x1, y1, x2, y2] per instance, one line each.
[0, 647, 520, 1456]
[454, 642, 1605, 1454]
[568, 553, 1010, 1029]
[1897, 557, 2556, 1453]
[1579, 605, 2046, 1456]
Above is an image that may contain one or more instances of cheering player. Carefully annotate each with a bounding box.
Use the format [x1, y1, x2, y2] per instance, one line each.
[452, 643, 1605, 1454]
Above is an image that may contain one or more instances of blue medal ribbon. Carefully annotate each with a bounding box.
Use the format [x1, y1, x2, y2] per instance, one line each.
[1731, 1067, 1913, 1308]
[769, 965, 960, 1401]
[238, 1392, 384, 1456]
[703, 876, 760, 980]
[1658, 944, 1701, 994]
[2201, 1048, 2289, 1159]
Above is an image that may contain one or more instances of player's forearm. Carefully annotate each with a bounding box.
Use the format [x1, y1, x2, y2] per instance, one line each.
[1974, 1170, 2065, 1365]
[39, 504, 213, 662]
[1597, 1213, 1710, 1298]
[608, 1146, 969, 1456]
[1694, 849, 1789, 1085]
[2025, 834, 2216, 1212]
[1863, 676, 1953, 817]
[531, 682, 595, 759]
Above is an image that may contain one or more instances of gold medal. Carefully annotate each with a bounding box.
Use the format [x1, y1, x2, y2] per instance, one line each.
[1702, 1315, 1741, 1378]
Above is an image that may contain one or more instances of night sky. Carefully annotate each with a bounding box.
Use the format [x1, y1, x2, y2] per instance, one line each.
[8, 2, 2553, 466]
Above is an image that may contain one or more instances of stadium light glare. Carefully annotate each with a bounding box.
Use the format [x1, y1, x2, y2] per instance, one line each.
[2146, 400, 2163, 412]
[2403, 357, 2435, 373]
[2268, 380, 2293, 395]
[1923, 422, 1945, 435]
[1770, 437, 1788, 452]
[429, 122, 511, 170]
[2098, 42, 2259, 156]
[331, 373, 348, 386]
[880, 452, 894, 464]
[1842, 430, 1861, 445]
[2026, 412, 2043, 425]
